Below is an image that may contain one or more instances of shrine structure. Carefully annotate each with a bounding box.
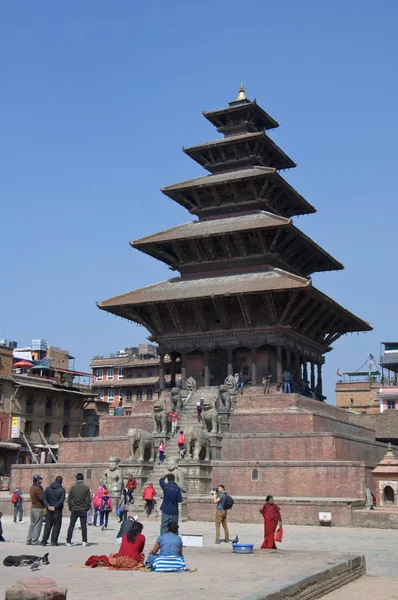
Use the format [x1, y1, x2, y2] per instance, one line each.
[98, 85, 371, 393]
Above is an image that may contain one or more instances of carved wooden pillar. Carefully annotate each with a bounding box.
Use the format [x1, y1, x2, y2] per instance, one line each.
[310, 362, 315, 391]
[170, 355, 176, 387]
[294, 352, 301, 391]
[317, 362, 323, 395]
[286, 349, 292, 371]
[276, 346, 283, 384]
[159, 354, 165, 390]
[251, 348, 257, 385]
[303, 360, 308, 382]
[181, 352, 187, 387]
[227, 349, 233, 376]
[204, 350, 210, 387]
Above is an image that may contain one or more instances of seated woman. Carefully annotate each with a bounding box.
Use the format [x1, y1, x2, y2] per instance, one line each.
[146, 521, 188, 572]
[108, 521, 145, 569]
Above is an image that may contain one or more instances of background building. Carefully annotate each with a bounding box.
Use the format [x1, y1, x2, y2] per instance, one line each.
[91, 343, 181, 414]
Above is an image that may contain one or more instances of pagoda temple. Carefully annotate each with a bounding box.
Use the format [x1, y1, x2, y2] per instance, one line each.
[98, 85, 371, 395]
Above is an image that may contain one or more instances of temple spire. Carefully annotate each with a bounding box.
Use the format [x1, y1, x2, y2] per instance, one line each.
[236, 83, 247, 102]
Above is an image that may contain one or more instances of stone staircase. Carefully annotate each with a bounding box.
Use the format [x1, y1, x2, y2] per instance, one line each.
[131, 386, 219, 521]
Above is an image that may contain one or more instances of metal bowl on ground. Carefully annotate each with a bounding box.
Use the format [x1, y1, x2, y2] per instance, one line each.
[232, 543, 254, 554]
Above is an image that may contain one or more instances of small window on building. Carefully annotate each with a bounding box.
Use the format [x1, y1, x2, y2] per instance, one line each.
[108, 388, 115, 402]
[147, 368, 153, 377]
[251, 468, 259, 481]
[136, 388, 143, 400]
[26, 394, 34, 415]
[125, 410, 132, 416]
[62, 424, 69, 438]
[86, 469, 92, 480]
[45, 397, 53, 417]
[24, 420, 32, 436]
[388, 400, 396, 410]
[126, 389, 133, 402]
[44, 422, 51, 439]
[126, 368, 133, 378]
[99, 389, 104, 401]
[64, 398, 71, 418]
[118, 368, 124, 379]
[96, 369, 103, 381]
[137, 369, 143, 378]
[350, 398, 354, 406]
[146, 388, 153, 400]
[107, 368, 114, 381]
[384, 485, 395, 504]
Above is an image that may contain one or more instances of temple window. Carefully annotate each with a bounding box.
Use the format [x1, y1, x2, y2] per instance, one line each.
[62, 424, 69, 438]
[45, 397, 53, 417]
[86, 469, 92, 480]
[24, 420, 32, 436]
[44, 422, 51, 439]
[26, 394, 34, 414]
[251, 469, 259, 481]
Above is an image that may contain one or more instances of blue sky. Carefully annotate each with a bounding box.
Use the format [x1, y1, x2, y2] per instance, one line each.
[1, 1, 397, 400]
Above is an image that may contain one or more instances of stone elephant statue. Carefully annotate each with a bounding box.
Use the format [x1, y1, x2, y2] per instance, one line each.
[127, 428, 155, 462]
[201, 400, 220, 433]
[153, 401, 167, 434]
[184, 426, 211, 461]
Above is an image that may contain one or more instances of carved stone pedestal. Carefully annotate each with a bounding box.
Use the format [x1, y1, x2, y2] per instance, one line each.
[218, 408, 232, 433]
[182, 460, 213, 495]
[119, 461, 153, 490]
[209, 433, 223, 460]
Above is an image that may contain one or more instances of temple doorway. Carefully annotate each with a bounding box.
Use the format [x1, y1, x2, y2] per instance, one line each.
[383, 485, 395, 504]
[209, 348, 228, 386]
[233, 347, 251, 382]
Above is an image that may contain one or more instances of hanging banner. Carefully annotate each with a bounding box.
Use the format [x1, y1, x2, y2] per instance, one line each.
[11, 417, 21, 438]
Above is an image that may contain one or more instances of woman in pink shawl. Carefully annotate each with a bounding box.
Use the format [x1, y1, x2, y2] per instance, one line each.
[260, 495, 282, 549]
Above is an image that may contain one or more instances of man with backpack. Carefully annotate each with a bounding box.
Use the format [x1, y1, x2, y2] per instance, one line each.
[177, 431, 186, 459]
[11, 487, 24, 523]
[214, 484, 232, 544]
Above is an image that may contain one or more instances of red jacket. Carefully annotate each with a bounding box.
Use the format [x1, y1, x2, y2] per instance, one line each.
[126, 478, 137, 491]
[142, 485, 157, 500]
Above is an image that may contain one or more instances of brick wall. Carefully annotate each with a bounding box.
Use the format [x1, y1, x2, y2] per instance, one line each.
[0, 413, 10, 441]
[11, 463, 108, 496]
[0, 346, 13, 378]
[211, 461, 366, 498]
[335, 381, 380, 413]
[186, 497, 356, 526]
[99, 410, 152, 436]
[58, 437, 130, 463]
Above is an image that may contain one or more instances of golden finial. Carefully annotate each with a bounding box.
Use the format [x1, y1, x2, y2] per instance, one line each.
[236, 83, 247, 101]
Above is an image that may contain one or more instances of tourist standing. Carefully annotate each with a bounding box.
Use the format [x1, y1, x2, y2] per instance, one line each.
[158, 440, 165, 464]
[214, 484, 230, 544]
[196, 398, 204, 423]
[93, 486, 104, 527]
[159, 473, 182, 535]
[260, 495, 282, 549]
[168, 411, 179, 436]
[118, 488, 129, 523]
[177, 430, 186, 459]
[41, 476, 65, 546]
[142, 482, 157, 516]
[99, 488, 113, 531]
[11, 487, 24, 523]
[283, 370, 294, 394]
[26, 474, 44, 546]
[66, 473, 91, 546]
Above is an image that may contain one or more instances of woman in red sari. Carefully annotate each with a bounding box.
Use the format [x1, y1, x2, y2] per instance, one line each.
[260, 495, 282, 549]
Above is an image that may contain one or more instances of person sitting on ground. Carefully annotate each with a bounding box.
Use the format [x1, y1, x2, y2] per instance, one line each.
[145, 521, 188, 572]
[108, 521, 146, 570]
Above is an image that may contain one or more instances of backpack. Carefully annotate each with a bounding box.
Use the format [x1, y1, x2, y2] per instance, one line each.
[11, 492, 19, 504]
[223, 494, 234, 510]
[100, 497, 111, 513]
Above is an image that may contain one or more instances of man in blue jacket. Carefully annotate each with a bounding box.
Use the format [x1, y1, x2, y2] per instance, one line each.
[159, 473, 182, 535]
[41, 476, 65, 546]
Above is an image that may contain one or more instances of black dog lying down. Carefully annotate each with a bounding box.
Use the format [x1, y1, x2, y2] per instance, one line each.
[3, 553, 49, 567]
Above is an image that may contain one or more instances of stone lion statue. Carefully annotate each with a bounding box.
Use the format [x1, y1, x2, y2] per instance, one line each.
[201, 399, 220, 433]
[170, 387, 182, 412]
[216, 384, 233, 411]
[184, 426, 211, 461]
[153, 400, 167, 434]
